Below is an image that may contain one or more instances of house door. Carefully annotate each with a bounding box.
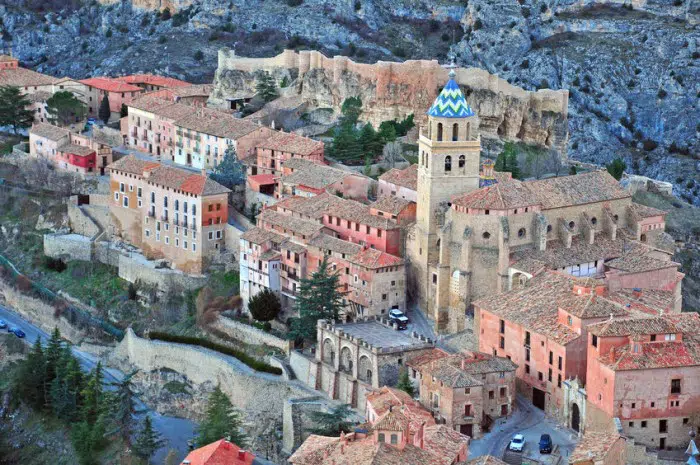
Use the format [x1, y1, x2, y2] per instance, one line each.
[187, 153, 192, 165]
[571, 403, 580, 432]
[148, 143, 152, 153]
[532, 387, 546, 410]
[460, 424, 473, 437]
[501, 404, 508, 416]
[157, 146, 161, 156]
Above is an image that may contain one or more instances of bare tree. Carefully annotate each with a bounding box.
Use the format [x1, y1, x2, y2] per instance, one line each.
[381, 140, 403, 169]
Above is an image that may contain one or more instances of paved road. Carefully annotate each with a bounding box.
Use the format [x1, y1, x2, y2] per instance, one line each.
[468, 395, 579, 461]
[0, 305, 197, 464]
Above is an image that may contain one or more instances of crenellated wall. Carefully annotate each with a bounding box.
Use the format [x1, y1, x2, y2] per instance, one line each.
[96, 0, 193, 12]
[210, 49, 569, 152]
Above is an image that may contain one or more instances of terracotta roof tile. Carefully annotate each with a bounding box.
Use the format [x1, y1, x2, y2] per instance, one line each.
[258, 209, 324, 237]
[423, 425, 470, 465]
[379, 164, 418, 191]
[116, 74, 190, 88]
[240, 227, 285, 245]
[412, 351, 517, 388]
[511, 236, 625, 271]
[176, 107, 261, 139]
[307, 234, 362, 256]
[30, 122, 70, 142]
[0, 67, 56, 87]
[606, 251, 678, 274]
[468, 455, 509, 465]
[108, 155, 229, 196]
[58, 143, 95, 157]
[79, 77, 143, 93]
[181, 439, 255, 465]
[281, 159, 359, 190]
[628, 202, 667, 220]
[371, 195, 414, 215]
[348, 247, 403, 269]
[255, 131, 323, 156]
[452, 179, 537, 210]
[587, 315, 681, 337]
[569, 432, 623, 464]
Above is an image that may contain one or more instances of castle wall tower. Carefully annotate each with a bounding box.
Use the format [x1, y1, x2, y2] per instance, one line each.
[413, 70, 482, 329]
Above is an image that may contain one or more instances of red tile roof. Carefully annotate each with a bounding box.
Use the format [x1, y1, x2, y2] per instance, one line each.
[255, 131, 324, 156]
[115, 74, 190, 88]
[79, 77, 143, 93]
[0, 67, 56, 87]
[349, 247, 403, 269]
[379, 164, 418, 191]
[181, 439, 255, 465]
[248, 174, 277, 186]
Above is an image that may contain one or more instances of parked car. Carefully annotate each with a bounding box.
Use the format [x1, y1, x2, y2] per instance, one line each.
[539, 434, 552, 454]
[389, 310, 409, 330]
[8, 327, 25, 338]
[509, 434, 526, 452]
[0, 319, 7, 329]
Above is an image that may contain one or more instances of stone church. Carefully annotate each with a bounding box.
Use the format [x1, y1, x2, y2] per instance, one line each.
[406, 69, 672, 334]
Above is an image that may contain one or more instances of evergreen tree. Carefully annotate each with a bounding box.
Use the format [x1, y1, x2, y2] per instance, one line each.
[47, 91, 88, 127]
[495, 142, 521, 180]
[396, 368, 415, 397]
[569, 165, 578, 175]
[255, 71, 278, 102]
[210, 146, 246, 189]
[358, 123, 382, 158]
[307, 404, 354, 436]
[98, 93, 111, 124]
[606, 157, 626, 181]
[395, 113, 415, 136]
[109, 370, 140, 446]
[81, 362, 105, 425]
[289, 256, 345, 342]
[72, 413, 108, 465]
[198, 385, 248, 447]
[248, 288, 281, 322]
[0, 85, 34, 134]
[134, 415, 165, 460]
[13, 337, 46, 409]
[120, 103, 128, 118]
[44, 327, 64, 408]
[377, 120, 397, 144]
[339, 97, 362, 127]
[279, 76, 290, 88]
[506, 149, 521, 180]
[50, 344, 84, 421]
[329, 124, 362, 162]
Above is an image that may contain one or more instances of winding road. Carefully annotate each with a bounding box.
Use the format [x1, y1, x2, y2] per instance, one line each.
[0, 305, 197, 464]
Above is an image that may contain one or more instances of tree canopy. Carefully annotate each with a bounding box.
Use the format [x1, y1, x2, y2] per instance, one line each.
[396, 368, 415, 397]
[210, 146, 246, 189]
[255, 71, 278, 102]
[606, 157, 626, 181]
[198, 385, 248, 447]
[288, 256, 345, 342]
[47, 91, 87, 127]
[0, 85, 34, 133]
[494, 141, 522, 180]
[133, 414, 165, 460]
[248, 288, 281, 322]
[307, 404, 354, 436]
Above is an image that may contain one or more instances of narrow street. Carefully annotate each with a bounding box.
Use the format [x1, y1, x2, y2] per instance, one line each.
[0, 305, 197, 464]
[468, 395, 579, 462]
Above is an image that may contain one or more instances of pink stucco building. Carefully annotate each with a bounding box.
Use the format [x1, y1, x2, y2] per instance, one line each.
[30, 122, 114, 175]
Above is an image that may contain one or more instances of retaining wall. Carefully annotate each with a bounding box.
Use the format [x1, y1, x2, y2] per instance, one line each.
[212, 317, 294, 354]
[44, 233, 93, 262]
[67, 202, 100, 238]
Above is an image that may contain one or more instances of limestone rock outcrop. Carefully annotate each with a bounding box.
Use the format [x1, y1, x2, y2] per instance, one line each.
[209, 50, 570, 152]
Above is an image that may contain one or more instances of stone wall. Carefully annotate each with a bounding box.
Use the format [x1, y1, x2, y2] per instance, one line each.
[67, 201, 100, 238]
[44, 233, 93, 262]
[211, 317, 294, 354]
[110, 329, 348, 455]
[0, 280, 85, 343]
[211, 49, 569, 152]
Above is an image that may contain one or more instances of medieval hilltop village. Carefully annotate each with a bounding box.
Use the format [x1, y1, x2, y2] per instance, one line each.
[0, 4, 698, 465]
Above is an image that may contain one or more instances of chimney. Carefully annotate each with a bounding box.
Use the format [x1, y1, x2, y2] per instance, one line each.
[237, 450, 246, 460]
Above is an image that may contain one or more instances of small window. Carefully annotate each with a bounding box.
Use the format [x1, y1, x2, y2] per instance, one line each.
[569, 220, 575, 229]
[642, 421, 647, 428]
[525, 364, 530, 374]
[444, 155, 452, 172]
[546, 224, 552, 233]
[591, 217, 597, 225]
[518, 228, 526, 238]
[483, 231, 490, 239]
[432, 273, 437, 284]
[378, 433, 385, 443]
[499, 336, 505, 349]
[671, 379, 681, 394]
[499, 320, 505, 334]
[592, 335, 598, 347]
[458, 155, 465, 168]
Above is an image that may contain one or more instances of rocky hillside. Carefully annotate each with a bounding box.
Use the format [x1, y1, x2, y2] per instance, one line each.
[1, 0, 698, 202]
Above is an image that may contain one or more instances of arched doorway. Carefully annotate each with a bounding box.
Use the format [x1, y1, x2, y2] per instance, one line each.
[358, 355, 373, 385]
[571, 403, 580, 432]
[339, 346, 353, 374]
[322, 338, 335, 366]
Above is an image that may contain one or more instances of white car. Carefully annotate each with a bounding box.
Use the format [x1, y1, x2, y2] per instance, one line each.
[509, 434, 526, 452]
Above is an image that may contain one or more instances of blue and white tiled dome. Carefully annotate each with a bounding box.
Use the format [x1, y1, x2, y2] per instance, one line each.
[427, 78, 475, 118]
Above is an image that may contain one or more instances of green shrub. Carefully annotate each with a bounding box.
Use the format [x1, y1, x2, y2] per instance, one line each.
[147, 332, 283, 375]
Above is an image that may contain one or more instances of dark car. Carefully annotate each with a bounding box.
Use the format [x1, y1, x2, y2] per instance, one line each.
[0, 319, 7, 329]
[539, 434, 553, 454]
[10, 328, 26, 338]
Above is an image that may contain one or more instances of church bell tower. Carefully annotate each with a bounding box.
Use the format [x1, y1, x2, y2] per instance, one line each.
[415, 66, 481, 265]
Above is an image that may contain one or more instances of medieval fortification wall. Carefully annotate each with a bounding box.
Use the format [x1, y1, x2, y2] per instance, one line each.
[210, 49, 570, 152]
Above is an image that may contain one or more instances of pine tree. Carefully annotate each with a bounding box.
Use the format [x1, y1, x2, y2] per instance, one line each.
[50, 344, 84, 421]
[109, 370, 140, 446]
[134, 415, 165, 460]
[210, 146, 246, 189]
[0, 85, 34, 134]
[289, 256, 345, 342]
[98, 93, 111, 124]
[307, 404, 354, 436]
[358, 123, 382, 158]
[81, 362, 105, 425]
[330, 124, 362, 162]
[339, 97, 362, 127]
[13, 337, 46, 409]
[606, 157, 626, 181]
[44, 327, 64, 408]
[396, 368, 415, 397]
[198, 385, 248, 447]
[47, 91, 88, 127]
[495, 142, 521, 180]
[248, 288, 281, 322]
[255, 71, 278, 102]
[120, 103, 128, 118]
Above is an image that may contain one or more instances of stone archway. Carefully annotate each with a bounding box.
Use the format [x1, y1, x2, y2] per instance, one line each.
[339, 346, 353, 374]
[322, 338, 335, 366]
[510, 272, 529, 290]
[571, 403, 581, 432]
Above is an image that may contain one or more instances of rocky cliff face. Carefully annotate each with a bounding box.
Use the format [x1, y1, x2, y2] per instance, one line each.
[0, 0, 697, 201]
[210, 49, 570, 152]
